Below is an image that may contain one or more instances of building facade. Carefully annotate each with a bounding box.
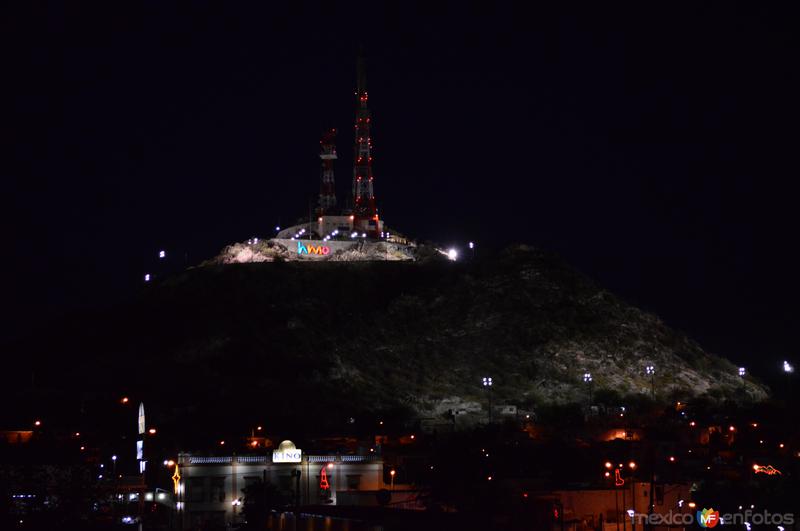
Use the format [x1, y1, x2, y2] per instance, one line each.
[176, 446, 384, 529]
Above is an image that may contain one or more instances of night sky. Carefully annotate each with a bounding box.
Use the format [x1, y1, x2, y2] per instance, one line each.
[2, 2, 798, 378]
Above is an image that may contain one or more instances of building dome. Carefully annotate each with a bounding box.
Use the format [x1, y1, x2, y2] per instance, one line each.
[277, 440, 296, 452]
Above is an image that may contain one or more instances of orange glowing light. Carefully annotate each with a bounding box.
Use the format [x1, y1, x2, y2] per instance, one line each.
[614, 469, 624, 487]
[121, 397, 129, 404]
[604, 461, 612, 469]
[172, 464, 181, 494]
[34, 420, 41, 427]
[753, 464, 782, 475]
[628, 461, 637, 469]
[148, 428, 157, 435]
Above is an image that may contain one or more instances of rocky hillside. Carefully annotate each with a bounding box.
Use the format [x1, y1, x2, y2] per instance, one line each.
[6, 245, 766, 438]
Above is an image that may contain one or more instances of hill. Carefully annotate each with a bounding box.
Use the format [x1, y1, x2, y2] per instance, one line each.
[3, 245, 766, 441]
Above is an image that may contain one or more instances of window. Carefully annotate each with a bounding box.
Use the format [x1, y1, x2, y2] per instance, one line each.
[346, 475, 362, 490]
[278, 475, 293, 492]
[210, 477, 225, 503]
[187, 478, 205, 503]
[243, 476, 261, 491]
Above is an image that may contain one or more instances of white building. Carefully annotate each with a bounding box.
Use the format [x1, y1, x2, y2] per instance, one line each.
[176, 441, 385, 529]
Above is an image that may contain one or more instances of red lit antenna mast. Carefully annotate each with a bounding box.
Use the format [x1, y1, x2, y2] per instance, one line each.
[352, 53, 380, 234]
[317, 128, 337, 215]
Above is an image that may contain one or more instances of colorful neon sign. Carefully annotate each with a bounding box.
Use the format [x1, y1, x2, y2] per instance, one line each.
[297, 242, 330, 255]
[319, 467, 330, 490]
[615, 469, 625, 486]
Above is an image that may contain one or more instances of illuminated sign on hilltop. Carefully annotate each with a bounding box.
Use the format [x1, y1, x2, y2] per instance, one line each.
[297, 241, 330, 255]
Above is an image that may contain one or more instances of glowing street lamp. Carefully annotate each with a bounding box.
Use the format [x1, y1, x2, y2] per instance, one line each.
[783, 361, 794, 374]
[583, 372, 593, 406]
[158, 250, 166, 259]
[483, 376, 494, 422]
[645, 365, 656, 400]
[389, 469, 396, 490]
[447, 248, 458, 261]
[738, 367, 746, 377]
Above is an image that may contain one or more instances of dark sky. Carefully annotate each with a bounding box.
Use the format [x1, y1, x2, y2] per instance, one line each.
[2, 2, 798, 378]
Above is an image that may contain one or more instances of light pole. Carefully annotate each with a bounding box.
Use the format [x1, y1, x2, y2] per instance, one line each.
[583, 372, 593, 407]
[783, 361, 794, 399]
[738, 367, 746, 389]
[645, 365, 655, 400]
[389, 469, 396, 491]
[482, 377, 493, 423]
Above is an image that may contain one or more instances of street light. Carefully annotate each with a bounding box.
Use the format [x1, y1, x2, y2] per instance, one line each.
[390, 469, 396, 491]
[583, 372, 593, 407]
[783, 361, 794, 374]
[482, 377, 493, 423]
[645, 365, 655, 400]
[738, 367, 746, 377]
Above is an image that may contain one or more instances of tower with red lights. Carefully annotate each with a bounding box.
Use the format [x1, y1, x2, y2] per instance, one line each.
[352, 54, 381, 235]
[317, 128, 337, 215]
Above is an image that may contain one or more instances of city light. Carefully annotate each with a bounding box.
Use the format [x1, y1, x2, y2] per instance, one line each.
[447, 248, 458, 261]
[111, 455, 117, 461]
[144, 273, 151, 282]
[121, 397, 129, 404]
[468, 241, 474, 249]
[482, 377, 493, 387]
[158, 250, 166, 259]
[738, 367, 746, 377]
[604, 461, 612, 469]
[628, 461, 637, 469]
[583, 372, 592, 383]
[783, 360, 794, 373]
[148, 428, 157, 435]
[34, 420, 41, 427]
[645, 365, 655, 375]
